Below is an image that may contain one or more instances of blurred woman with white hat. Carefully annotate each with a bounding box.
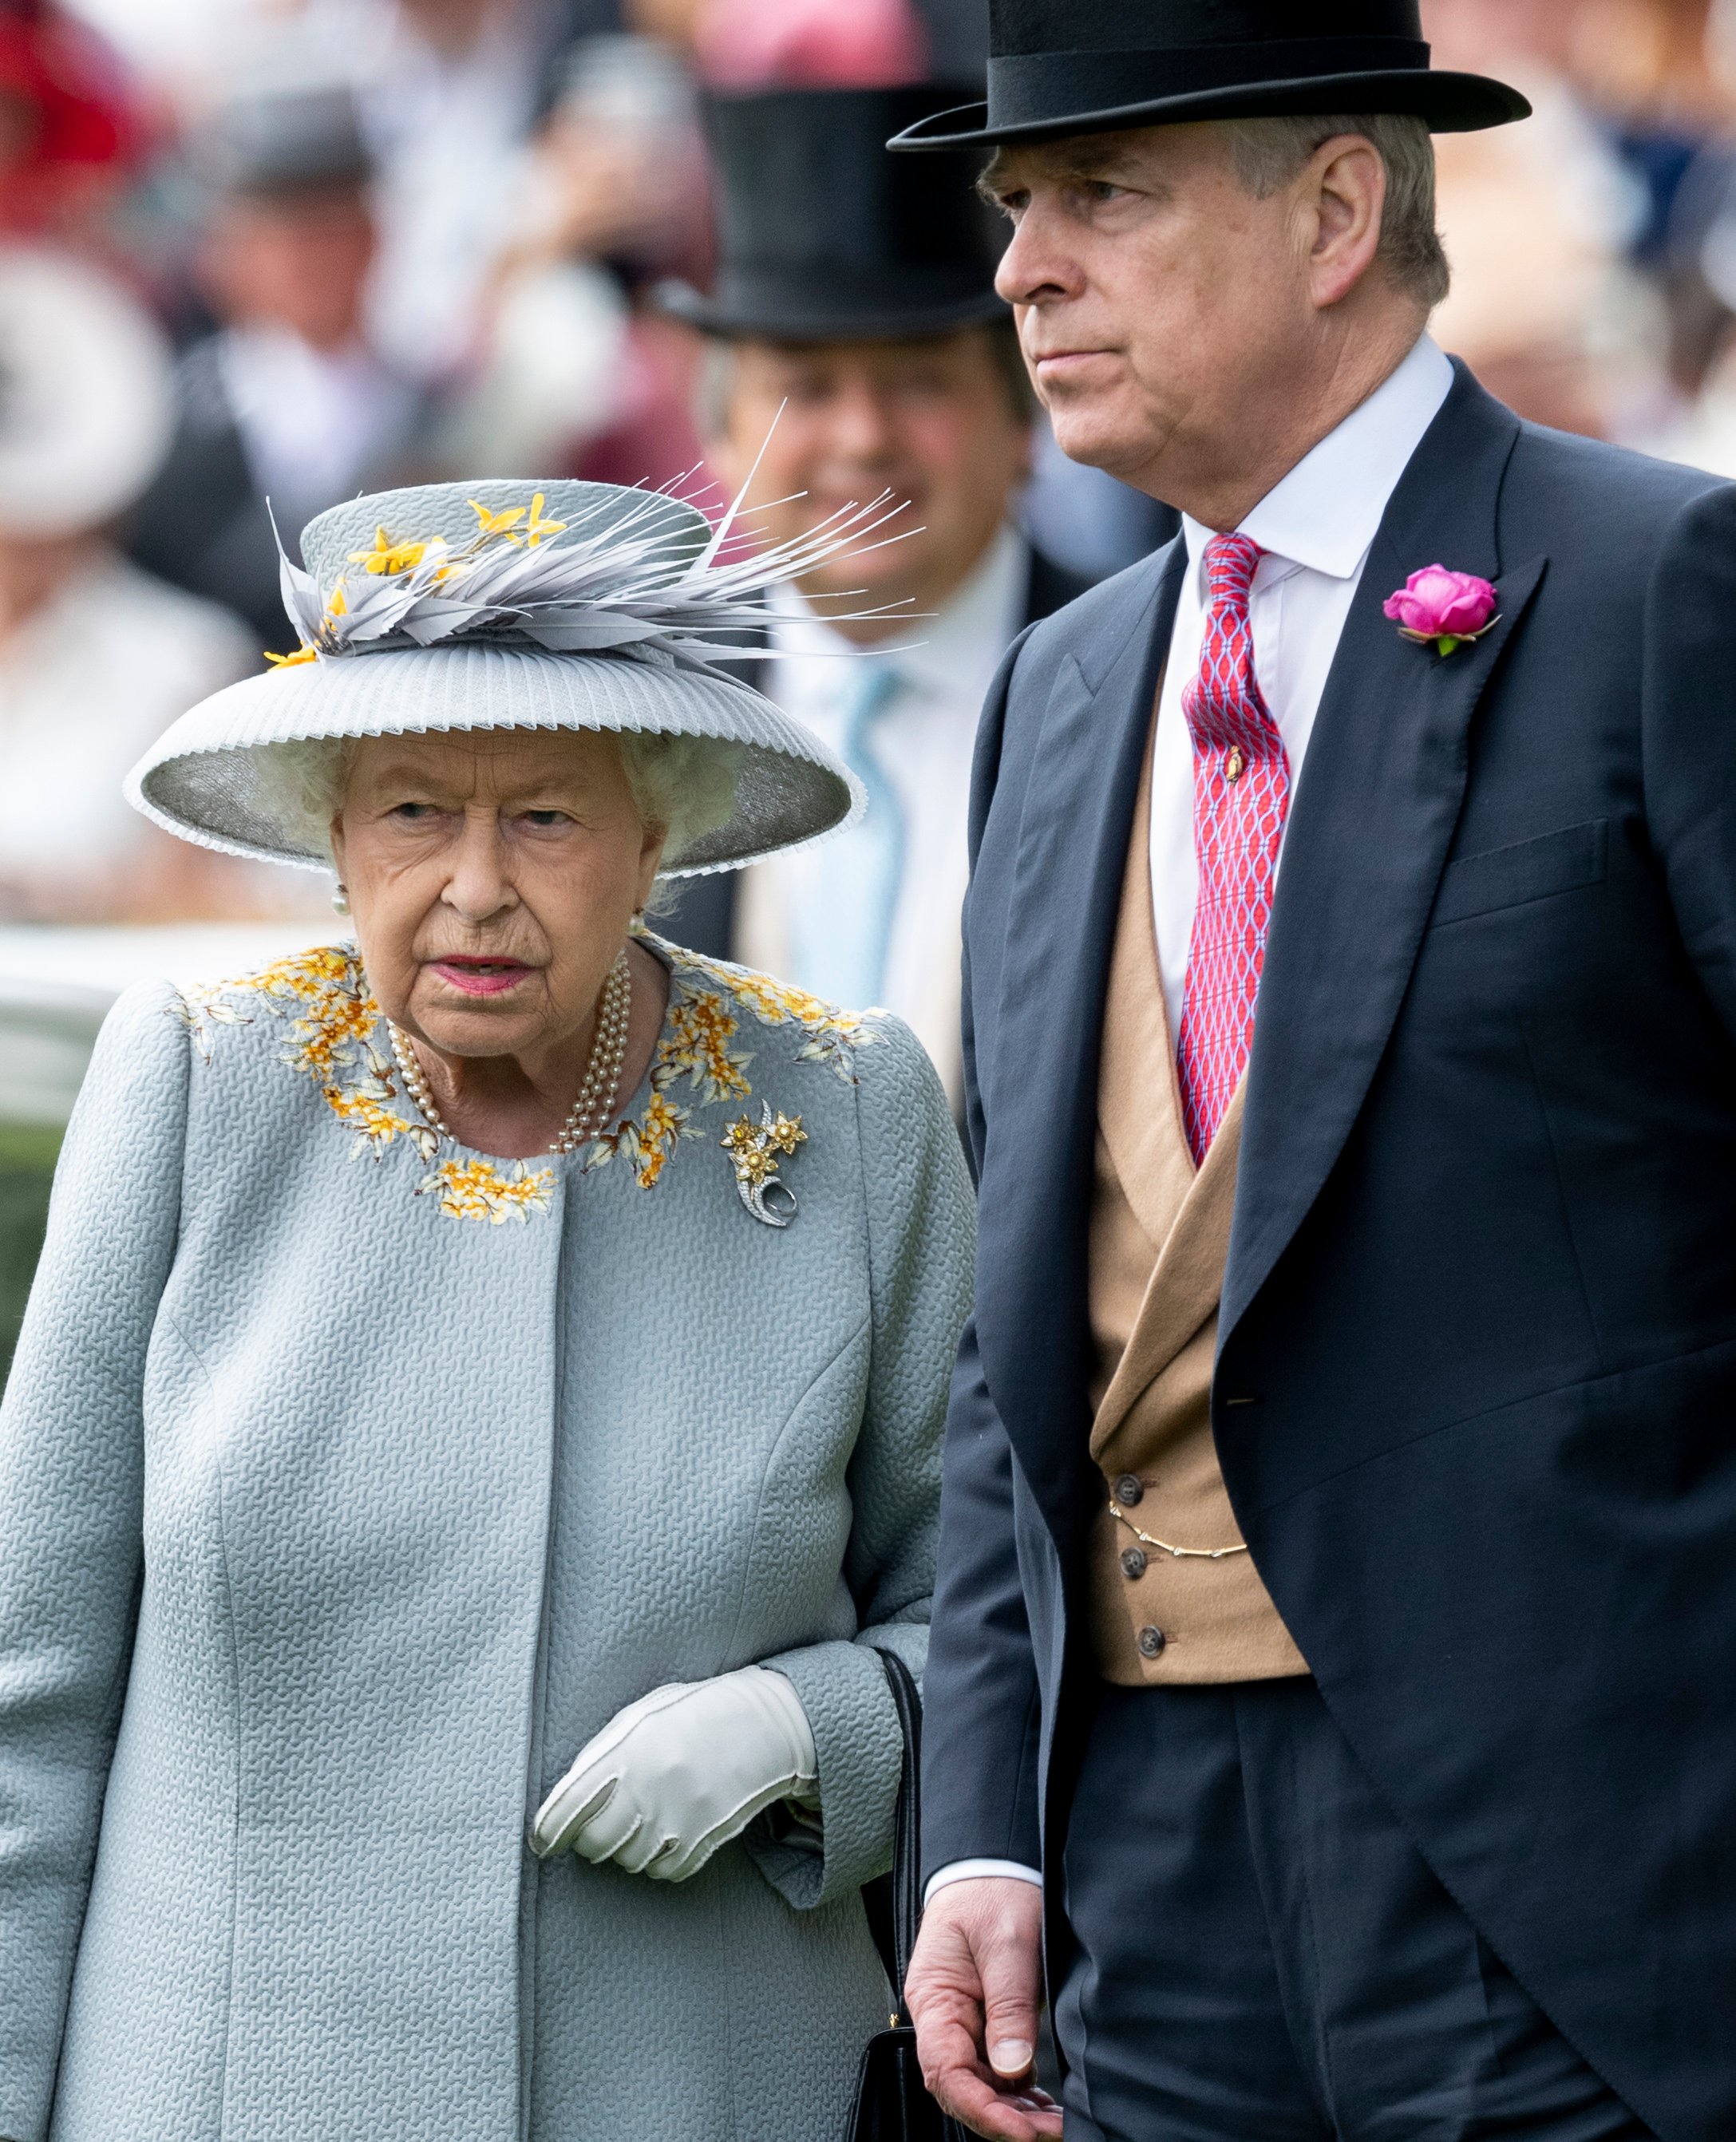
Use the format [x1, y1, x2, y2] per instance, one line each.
[0, 244, 277, 923]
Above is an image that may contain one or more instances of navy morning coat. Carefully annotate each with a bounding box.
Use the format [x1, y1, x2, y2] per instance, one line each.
[922, 362, 1736, 2141]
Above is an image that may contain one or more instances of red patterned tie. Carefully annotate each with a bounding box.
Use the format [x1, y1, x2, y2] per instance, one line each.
[1176, 532, 1292, 1162]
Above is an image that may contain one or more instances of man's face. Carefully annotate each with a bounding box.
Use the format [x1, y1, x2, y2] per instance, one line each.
[987, 124, 1321, 504]
[197, 186, 377, 352]
[704, 328, 1032, 620]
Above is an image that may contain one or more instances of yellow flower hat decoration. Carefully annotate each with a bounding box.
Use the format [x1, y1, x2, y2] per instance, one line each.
[468, 499, 527, 543]
[349, 527, 430, 576]
[524, 492, 567, 547]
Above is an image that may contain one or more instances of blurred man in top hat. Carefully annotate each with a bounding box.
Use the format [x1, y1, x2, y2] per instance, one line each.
[886, 6, 1736, 2140]
[662, 84, 1172, 1106]
[129, 84, 423, 658]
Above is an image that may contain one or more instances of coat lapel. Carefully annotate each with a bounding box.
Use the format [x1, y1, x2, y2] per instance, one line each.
[1024, 543, 1097, 628]
[974, 540, 1184, 1538]
[1223, 367, 1547, 1338]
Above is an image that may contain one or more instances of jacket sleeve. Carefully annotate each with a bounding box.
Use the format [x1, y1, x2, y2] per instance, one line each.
[0, 981, 189, 2142]
[749, 1018, 974, 1909]
[917, 1314, 1045, 1886]
[1643, 479, 1736, 1043]
[918, 642, 1046, 1885]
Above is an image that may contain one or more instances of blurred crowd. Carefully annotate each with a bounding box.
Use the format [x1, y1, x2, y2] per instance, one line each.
[1424, 0, 1736, 454]
[2, 0, 1736, 932]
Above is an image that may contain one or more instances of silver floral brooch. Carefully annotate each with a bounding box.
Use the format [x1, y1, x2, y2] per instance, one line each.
[722, 1105, 806, 1228]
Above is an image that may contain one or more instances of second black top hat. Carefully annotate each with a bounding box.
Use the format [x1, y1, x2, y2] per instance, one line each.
[658, 85, 1007, 342]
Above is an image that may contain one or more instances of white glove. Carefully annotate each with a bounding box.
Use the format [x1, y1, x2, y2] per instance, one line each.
[530, 1663, 819, 1883]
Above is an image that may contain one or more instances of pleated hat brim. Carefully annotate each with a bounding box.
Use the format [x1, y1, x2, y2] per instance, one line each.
[125, 642, 864, 876]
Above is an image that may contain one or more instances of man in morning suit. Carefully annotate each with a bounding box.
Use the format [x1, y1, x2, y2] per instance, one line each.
[892, 6, 1736, 2139]
[658, 85, 1154, 1107]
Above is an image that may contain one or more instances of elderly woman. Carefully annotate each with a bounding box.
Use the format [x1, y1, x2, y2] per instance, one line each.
[0, 479, 972, 2142]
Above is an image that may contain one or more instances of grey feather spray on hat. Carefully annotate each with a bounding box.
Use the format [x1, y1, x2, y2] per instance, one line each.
[127, 451, 913, 877]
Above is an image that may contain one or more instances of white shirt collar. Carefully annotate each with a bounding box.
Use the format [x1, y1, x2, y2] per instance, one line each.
[1180, 333, 1454, 583]
[769, 522, 1029, 708]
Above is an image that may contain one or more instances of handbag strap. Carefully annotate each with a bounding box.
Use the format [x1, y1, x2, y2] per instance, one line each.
[869, 1646, 924, 2017]
[861, 1648, 973, 2142]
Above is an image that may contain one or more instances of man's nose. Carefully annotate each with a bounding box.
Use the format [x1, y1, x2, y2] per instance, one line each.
[996, 205, 1080, 309]
[826, 381, 897, 462]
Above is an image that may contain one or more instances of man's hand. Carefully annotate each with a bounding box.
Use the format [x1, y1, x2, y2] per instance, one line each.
[906, 1876, 1064, 2141]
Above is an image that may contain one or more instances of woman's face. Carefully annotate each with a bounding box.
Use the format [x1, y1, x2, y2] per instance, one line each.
[330, 727, 663, 1065]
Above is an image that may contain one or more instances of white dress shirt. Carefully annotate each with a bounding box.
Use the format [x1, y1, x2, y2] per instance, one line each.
[217, 326, 418, 537]
[1151, 334, 1454, 1037]
[924, 334, 1454, 1911]
[736, 523, 1029, 1109]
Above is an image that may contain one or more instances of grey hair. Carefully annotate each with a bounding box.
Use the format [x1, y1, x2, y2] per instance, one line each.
[245, 725, 744, 877]
[1225, 113, 1449, 311]
[619, 729, 744, 862]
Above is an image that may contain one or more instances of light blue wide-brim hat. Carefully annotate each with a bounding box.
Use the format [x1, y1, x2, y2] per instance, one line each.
[126, 476, 880, 876]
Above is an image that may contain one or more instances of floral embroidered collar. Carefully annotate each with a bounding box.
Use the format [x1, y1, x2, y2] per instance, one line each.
[178, 933, 880, 1223]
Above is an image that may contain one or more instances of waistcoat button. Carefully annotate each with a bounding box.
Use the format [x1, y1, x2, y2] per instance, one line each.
[1114, 1474, 1144, 1505]
[1137, 1625, 1167, 1658]
[1120, 1547, 1147, 1580]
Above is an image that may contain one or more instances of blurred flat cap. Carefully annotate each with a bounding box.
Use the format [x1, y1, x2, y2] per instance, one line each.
[192, 82, 375, 198]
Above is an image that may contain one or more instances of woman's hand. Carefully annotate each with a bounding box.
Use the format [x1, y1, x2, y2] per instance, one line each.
[530, 1664, 819, 1882]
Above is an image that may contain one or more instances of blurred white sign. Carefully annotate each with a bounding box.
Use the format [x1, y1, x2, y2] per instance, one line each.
[0, 923, 332, 1124]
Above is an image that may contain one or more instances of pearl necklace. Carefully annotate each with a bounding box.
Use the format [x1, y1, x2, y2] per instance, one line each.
[389, 949, 633, 1157]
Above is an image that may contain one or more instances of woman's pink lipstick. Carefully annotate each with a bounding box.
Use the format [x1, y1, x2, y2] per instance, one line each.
[428, 956, 534, 998]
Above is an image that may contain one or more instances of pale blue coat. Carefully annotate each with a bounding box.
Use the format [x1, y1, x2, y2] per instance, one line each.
[0, 935, 972, 2142]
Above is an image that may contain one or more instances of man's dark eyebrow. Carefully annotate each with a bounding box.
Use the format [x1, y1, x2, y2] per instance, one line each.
[976, 144, 1149, 204]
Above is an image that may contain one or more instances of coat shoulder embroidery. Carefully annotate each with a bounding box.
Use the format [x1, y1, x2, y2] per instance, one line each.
[582, 934, 880, 1192]
[175, 943, 555, 1223]
[176, 936, 877, 1210]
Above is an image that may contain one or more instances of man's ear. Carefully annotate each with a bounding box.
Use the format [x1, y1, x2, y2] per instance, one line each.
[1307, 135, 1387, 311]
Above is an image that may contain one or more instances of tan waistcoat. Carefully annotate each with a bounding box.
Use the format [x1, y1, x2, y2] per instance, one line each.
[1085, 741, 1309, 1685]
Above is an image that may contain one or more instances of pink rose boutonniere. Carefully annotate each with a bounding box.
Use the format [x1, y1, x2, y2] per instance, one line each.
[1383, 564, 1499, 657]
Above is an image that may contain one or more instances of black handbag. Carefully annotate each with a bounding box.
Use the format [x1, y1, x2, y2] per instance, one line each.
[846, 1648, 969, 2142]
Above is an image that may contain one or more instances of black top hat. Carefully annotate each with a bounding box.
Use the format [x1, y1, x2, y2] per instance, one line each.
[658, 85, 1008, 341]
[888, 0, 1528, 152]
